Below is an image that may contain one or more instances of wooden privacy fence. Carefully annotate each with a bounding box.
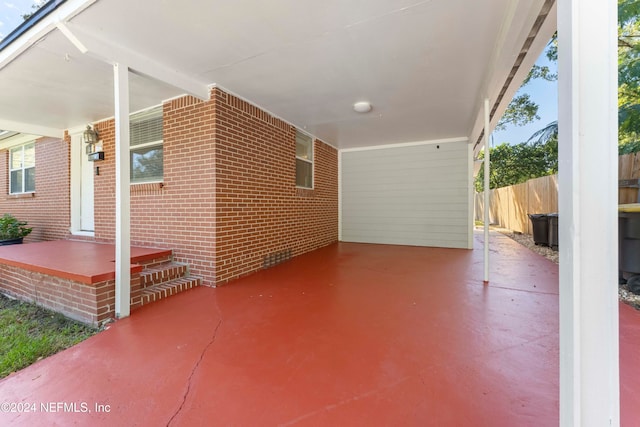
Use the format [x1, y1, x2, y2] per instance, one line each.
[475, 175, 558, 235]
[475, 152, 640, 235]
[619, 152, 640, 204]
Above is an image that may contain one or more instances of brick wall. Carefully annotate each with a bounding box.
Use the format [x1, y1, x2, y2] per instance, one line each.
[0, 137, 70, 242]
[93, 119, 115, 242]
[0, 264, 116, 326]
[93, 88, 338, 285]
[94, 97, 217, 285]
[213, 89, 338, 284]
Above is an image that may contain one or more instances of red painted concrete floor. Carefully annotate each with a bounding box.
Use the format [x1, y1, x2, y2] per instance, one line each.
[0, 232, 635, 426]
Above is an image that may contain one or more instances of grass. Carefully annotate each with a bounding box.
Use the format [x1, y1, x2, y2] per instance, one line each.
[0, 294, 97, 378]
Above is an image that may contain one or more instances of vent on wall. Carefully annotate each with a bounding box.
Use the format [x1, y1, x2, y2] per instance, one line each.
[263, 249, 292, 269]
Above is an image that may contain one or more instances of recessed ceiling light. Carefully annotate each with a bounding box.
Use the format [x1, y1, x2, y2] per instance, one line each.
[353, 101, 372, 113]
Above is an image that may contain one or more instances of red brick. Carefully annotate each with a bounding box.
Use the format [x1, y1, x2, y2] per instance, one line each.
[0, 137, 70, 241]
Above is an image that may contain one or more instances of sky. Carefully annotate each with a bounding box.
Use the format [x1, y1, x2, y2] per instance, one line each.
[491, 51, 558, 146]
[0, 1, 558, 145]
[0, 0, 42, 41]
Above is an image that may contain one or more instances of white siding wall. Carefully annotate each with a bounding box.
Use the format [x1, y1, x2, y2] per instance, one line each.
[341, 141, 472, 248]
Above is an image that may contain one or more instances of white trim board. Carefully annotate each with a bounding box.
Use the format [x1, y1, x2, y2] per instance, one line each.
[0, 134, 39, 151]
[339, 137, 469, 154]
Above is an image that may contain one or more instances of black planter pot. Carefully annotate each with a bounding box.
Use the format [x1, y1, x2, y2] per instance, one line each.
[0, 237, 23, 246]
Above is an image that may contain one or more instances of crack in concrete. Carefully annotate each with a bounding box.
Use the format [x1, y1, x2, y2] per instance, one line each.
[476, 333, 553, 360]
[279, 376, 412, 426]
[482, 283, 558, 296]
[167, 319, 223, 427]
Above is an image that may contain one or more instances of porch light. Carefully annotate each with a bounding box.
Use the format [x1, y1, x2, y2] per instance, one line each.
[83, 124, 104, 162]
[353, 101, 372, 113]
[82, 125, 98, 144]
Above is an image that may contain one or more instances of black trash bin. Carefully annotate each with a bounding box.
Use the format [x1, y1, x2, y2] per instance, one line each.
[528, 214, 549, 246]
[547, 213, 559, 250]
[619, 212, 628, 284]
[619, 210, 640, 275]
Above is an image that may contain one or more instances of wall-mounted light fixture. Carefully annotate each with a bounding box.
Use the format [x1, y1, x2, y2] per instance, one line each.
[83, 125, 98, 144]
[83, 125, 104, 161]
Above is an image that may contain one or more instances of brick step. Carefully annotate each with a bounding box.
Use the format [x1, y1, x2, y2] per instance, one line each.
[140, 262, 188, 288]
[140, 276, 202, 306]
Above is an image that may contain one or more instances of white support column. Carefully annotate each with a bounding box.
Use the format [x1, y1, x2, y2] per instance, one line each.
[113, 62, 131, 319]
[558, 0, 619, 425]
[483, 98, 490, 284]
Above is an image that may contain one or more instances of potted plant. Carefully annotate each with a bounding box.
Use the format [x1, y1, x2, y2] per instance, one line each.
[0, 214, 32, 245]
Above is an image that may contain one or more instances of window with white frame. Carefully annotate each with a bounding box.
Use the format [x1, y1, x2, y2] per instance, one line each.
[130, 106, 163, 183]
[9, 143, 35, 194]
[295, 130, 313, 188]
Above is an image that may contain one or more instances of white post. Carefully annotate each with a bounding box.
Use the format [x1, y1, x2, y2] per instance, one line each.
[114, 63, 131, 318]
[558, 0, 619, 425]
[483, 98, 490, 283]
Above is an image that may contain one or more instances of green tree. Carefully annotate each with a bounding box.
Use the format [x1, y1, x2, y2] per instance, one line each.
[21, 2, 44, 21]
[495, 94, 540, 131]
[530, 1, 640, 153]
[619, 0, 640, 148]
[475, 139, 557, 192]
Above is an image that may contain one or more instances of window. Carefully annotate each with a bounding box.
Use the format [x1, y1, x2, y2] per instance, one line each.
[295, 130, 313, 188]
[9, 143, 35, 194]
[130, 106, 163, 183]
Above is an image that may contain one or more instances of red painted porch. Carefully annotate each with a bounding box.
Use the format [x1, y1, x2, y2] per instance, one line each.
[0, 232, 637, 425]
[0, 240, 200, 325]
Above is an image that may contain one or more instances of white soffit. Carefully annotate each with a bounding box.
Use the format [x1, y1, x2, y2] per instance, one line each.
[0, 29, 184, 131]
[0, 0, 555, 149]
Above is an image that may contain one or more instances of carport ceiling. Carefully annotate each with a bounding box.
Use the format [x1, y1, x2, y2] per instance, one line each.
[0, 0, 556, 148]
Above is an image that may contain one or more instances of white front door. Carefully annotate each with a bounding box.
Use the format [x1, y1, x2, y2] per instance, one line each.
[71, 132, 95, 234]
[80, 138, 94, 231]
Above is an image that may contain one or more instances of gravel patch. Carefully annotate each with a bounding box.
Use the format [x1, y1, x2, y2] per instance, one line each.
[495, 228, 640, 310]
[619, 286, 640, 310]
[499, 230, 559, 264]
